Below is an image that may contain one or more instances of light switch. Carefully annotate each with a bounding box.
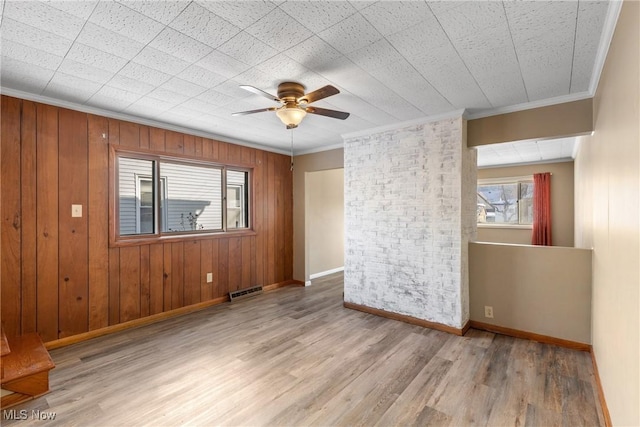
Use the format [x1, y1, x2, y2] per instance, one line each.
[72, 204, 82, 218]
[206, 272, 213, 283]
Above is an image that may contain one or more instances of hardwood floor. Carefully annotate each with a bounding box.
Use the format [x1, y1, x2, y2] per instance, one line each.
[2, 273, 604, 426]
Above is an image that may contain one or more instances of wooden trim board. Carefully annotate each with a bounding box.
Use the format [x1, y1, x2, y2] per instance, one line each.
[590, 350, 612, 427]
[45, 281, 302, 350]
[343, 302, 469, 336]
[468, 320, 591, 352]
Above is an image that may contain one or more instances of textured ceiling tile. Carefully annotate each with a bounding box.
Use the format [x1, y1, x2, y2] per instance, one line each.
[212, 80, 256, 99]
[161, 77, 208, 97]
[42, 0, 97, 19]
[368, 60, 453, 114]
[4, 1, 84, 39]
[91, 85, 143, 107]
[108, 74, 156, 95]
[146, 86, 192, 105]
[245, 8, 312, 52]
[45, 72, 103, 100]
[150, 27, 213, 63]
[133, 46, 191, 76]
[118, 0, 189, 25]
[118, 62, 172, 86]
[1, 57, 55, 93]
[58, 58, 115, 84]
[571, 1, 609, 93]
[348, 39, 404, 71]
[178, 64, 227, 88]
[89, 1, 164, 44]
[218, 32, 278, 66]
[284, 36, 344, 71]
[1, 39, 63, 70]
[170, 2, 240, 48]
[359, 1, 434, 36]
[254, 54, 309, 82]
[196, 50, 251, 78]
[318, 13, 382, 54]
[279, 1, 357, 33]
[504, 1, 577, 101]
[66, 42, 129, 74]
[1, 18, 73, 56]
[195, 88, 236, 107]
[123, 96, 174, 117]
[349, 1, 376, 11]
[232, 68, 281, 97]
[196, 0, 276, 28]
[76, 22, 145, 60]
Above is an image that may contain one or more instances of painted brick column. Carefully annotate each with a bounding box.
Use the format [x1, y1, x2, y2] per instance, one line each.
[344, 116, 476, 330]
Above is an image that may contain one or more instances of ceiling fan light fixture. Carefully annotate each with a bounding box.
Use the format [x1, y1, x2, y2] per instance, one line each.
[276, 105, 307, 129]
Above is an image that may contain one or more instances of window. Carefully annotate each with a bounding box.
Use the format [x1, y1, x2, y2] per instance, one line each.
[115, 151, 250, 241]
[477, 177, 534, 226]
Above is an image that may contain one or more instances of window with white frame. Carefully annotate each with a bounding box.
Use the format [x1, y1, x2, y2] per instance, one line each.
[477, 176, 534, 226]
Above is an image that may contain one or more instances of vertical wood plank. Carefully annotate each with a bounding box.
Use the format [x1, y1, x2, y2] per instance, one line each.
[242, 237, 251, 288]
[284, 156, 294, 280]
[58, 108, 89, 338]
[165, 131, 184, 154]
[87, 115, 109, 330]
[150, 128, 165, 152]
[140, 245, 150, 318]
[108, 119, 120, 145]
[21, 100, 37, 334]
[183, 240, 201, 306]
[254, 152, 265, 287]
[202, 139, 213, 159]
[119, 246, 141, 322]
[210, 139, 220, 161]
[171, 242, 184, 308]
[119, 121, 140, 148]
[149, 244, 164, 315]
[163, 243, 172, 311]
[211, 239, 220, 298]
[218, 141, 228, 163]
[267, 153, 276, 285]
[194, 137, 203, 158]
[139, 126, 150, 149]
[183, 134, 195, 156]
[1, 96, 22, 338]
[228, 144, 241, 164]
[228, 237, 241, 292]
[109, 247, 120, 325]
[217, 238, 229, 298]
[250, 236, 257, 287]
[35, 103, 59, 342]
[241, 146, 254, 165]
[200, 240, 213, 301]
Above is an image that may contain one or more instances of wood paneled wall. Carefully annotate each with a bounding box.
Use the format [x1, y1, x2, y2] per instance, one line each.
[1, 96, 294, 342]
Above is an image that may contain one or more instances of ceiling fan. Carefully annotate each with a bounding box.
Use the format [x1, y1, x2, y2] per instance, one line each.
[231, 82, 350, 129]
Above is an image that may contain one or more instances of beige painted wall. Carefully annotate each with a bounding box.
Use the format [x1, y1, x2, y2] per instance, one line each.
[574, 1, 639, 424]
[469, 242, 592, 344]
[293, 149, 344, 282]
[477, 161, 574, 247]
[306, 168, 344, 277]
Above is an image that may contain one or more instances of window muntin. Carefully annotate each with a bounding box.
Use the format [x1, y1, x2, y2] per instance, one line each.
[115, 151, 250, 240]
[477, 178, 534, 226]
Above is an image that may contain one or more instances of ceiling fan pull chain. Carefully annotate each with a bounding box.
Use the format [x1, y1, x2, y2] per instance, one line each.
[290, 129, 294, 172]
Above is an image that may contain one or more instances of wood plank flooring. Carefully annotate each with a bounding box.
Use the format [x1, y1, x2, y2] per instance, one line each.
[2, 273, 604, 426]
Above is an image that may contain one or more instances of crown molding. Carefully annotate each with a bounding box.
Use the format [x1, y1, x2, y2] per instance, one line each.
[341, 109, 466, 141]
[589, 0, 624, 95]
[295, 142, 345, 156]
[0, 87, 291, 156]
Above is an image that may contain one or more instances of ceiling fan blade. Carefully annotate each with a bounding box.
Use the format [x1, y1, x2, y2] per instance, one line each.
[298, 85, 340, 104]
[305, 106, 350, 120]
[239, 85, 280, 102]
[231, 107, 277, 116]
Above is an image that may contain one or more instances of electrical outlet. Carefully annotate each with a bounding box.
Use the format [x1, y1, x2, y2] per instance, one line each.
[484, 306, 494, 318]
[206, 272, 213, 283]
[72, 204, 82, 218]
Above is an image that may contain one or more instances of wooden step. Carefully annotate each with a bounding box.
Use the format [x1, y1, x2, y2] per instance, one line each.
[1, 333, 55, 409]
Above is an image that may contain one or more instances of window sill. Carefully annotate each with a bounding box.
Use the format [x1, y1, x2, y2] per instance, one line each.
[110, 229, 257, 248]
[477, 224, 533, 230]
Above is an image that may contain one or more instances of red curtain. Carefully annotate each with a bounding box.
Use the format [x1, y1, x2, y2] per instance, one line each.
[532, 172, 552, 245]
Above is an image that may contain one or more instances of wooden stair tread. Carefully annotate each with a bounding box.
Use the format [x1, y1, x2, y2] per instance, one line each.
[1, 328, 10, 356]
[1, 333, 55, 384]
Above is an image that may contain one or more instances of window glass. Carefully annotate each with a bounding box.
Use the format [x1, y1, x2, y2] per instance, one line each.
[477, 179, 534, 225]
[227, 170, 248, 229]
[518, 182, 534, 224]
[119, 157, 154, 235]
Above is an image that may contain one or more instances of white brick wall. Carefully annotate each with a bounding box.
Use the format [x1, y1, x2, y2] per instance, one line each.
[344, 117, 476, 329]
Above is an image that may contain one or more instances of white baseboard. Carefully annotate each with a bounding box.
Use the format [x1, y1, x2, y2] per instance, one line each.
[305, 280, 312, 287]
[309, 266, 344, 280]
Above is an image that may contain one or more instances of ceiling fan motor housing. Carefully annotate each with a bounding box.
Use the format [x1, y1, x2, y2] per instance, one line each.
[277, 82, 306, 101]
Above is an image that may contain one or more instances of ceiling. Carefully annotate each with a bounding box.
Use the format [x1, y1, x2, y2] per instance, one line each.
[476, 137, 578, 168]
[0, 1, 616, 155]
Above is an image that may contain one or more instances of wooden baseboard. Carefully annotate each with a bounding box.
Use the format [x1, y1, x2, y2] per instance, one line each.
[46, 280, 303, 350]
[468, 320, 591, 352]
[263, 279, 305, 291]
[343, 302, 468, 336]
[590, 350, 612, 427]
